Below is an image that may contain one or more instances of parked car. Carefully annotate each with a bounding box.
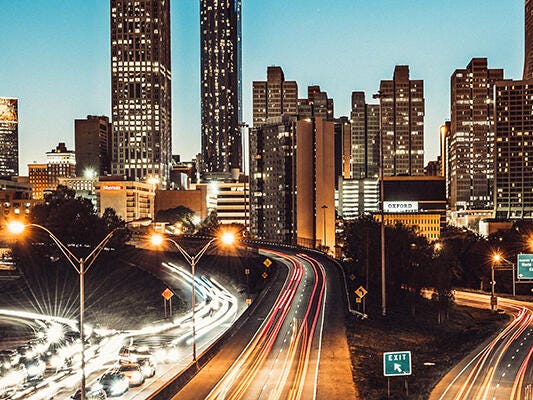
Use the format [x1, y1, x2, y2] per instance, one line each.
[98, 371, 129, 397]
[118, 363, 145, 387]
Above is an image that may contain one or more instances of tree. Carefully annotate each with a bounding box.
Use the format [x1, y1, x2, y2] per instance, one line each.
[154, 206, 196, 233]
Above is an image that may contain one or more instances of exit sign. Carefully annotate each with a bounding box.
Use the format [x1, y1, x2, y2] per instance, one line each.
[383, 351, 412, 376]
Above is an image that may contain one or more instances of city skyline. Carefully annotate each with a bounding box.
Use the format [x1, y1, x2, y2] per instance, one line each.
[0, 1, 523, 175]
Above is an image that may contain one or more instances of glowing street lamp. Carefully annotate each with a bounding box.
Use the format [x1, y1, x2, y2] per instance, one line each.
[491, 252, 502, 311]
[7, 218, 149, 400]
[151, 230, 235, 363]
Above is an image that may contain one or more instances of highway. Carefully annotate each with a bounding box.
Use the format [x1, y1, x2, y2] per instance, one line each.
[192, 249, 327, 400]
[0, 259, 243, 400]
[431, 291, 533, 400]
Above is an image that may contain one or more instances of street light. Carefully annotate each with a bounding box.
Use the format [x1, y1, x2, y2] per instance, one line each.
[491, 252, 502, 311]
[321, 204, 328, 250]
[150, 230, 235, 363]
[7, 218, 150, 400]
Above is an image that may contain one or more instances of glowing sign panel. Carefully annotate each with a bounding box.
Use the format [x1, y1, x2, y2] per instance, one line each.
[383, 201, 419, 213]
[102, 185, 123, 191]
[0, 98, 17, 123]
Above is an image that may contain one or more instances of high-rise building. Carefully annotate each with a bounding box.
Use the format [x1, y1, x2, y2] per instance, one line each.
[250, 115, 335, 249]
[494, 79, 533, 219]
[379, 65, 425, 176]
[334, 117, 351, 187]
[524, 0, 533, 79]
[28, 163, 48, 200]
[200, 0, 242, 176]
[449, 58, 503, 211]
[75, 115, 111, 177]
[0, 98, 19, 177]
[46, 143, 76, 189]
[298, 85, 334, 120]
[350, 91, 380, 179]
[110, 0, 171, 187]
[252, 66, 298, 127]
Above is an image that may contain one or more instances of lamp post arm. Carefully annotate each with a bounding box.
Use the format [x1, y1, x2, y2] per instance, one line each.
[29, 224, 81, 274]
[192, 237, 217, 265]
[83, 228, 120, 273]
[167, 238, 194, 265]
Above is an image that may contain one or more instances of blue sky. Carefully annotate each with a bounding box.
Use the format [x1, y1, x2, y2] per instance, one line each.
[0, 1, 524, 175]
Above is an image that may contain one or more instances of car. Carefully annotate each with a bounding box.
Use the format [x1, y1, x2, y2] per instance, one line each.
[138, 357, 156, 378]
[118, 344, 153, 363]
[118, 363, 145, 387]
[21, 357, 45, 381]
[70, 385, 108, 400]
[98, 371, 129, 397]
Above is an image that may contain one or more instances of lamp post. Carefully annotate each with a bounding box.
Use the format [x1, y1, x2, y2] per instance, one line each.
[373, 90, 387, 317]
[321, 204, 328, 250]
[151, 231, 235, 363]
[7, 218, 149, 400]
[491, 253, 501, 312]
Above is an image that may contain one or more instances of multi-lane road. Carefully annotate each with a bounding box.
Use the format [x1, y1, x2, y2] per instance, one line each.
[431, 291, 533, 400]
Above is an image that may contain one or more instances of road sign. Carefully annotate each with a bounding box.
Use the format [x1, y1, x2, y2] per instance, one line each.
[355, 285, 368, 298]
[161, 288, 174, 301]
[517, 254, 533, 279]
[262, 272, 268, 279]
[245, 298, 252, 305]
[383, 351, 412, 376]
[355, 297, 362, 303]
[263, 258, 272, 268]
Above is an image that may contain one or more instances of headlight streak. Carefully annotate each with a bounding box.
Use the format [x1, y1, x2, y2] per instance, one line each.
[437, 294, 533, 400]
[510, 342, 533, 400]
[205, 250, 327, 400]
[4, 259, 239, 400]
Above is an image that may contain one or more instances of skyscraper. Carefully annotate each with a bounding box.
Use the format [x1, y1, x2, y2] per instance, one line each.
[298, 86, 334, 120]
[200, 0, 242, 176]
[252, 66, 298, 127]
[110, 0, 171, 187]
[350, 91, 380, 179]
[494, 80, 533, 219]
[449, 58, 503, 211]
[75, 115, 111, 177]
[0, 98, 19, 177]
[379, 65, 425, 176]
[524, 0, 533, 79]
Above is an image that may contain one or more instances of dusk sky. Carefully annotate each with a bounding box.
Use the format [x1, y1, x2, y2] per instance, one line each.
[0, 1, 523, 175]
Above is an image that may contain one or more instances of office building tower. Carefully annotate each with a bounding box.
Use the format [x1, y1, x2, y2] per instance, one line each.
[298, 85, 334, 120]
[252, 66, 298, 127]
[75, 115, 111, 177]
[350, 91, 380, 179]
[449, 58, 503, 211]
[110, 0, 171, 187]
[334, 117, 351, 188]
[525, 0, 533, 79]
[379, 65, 425, 176]
[28, 163, 48, 200]
[494, 79, 533, 219]
[200, 0, 242, 176]
[250, 115, 335, 249]
[0, 98, 18, 177]
[46, 143, 76, 188]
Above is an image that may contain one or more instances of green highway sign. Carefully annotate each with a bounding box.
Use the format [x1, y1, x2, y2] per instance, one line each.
[517, 254, 533, 280]
[383, 351, 412, 376]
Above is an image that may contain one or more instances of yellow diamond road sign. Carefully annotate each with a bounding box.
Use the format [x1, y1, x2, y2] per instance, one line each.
[263, 258, 272, 268]
[355, 286, 368, 298]
[262, 272, 268, 279]
[161, 288, 174, 301]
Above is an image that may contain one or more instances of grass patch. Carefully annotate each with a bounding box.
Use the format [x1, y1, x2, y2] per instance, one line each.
[346, 299, 507, 400]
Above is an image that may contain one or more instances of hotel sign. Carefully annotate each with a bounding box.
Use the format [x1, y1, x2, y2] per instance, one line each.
[383, 201, 419, 213]
[102, 185, 123, 191]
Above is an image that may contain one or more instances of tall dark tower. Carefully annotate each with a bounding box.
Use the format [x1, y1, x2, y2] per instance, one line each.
[200, 0, 242, 178]
[0, 98, 18, 177]
[524, 0, 533, 79]
[110, 0, 171, 188]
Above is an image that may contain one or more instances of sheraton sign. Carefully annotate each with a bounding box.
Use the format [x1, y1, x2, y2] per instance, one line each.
[383, 201, 419, 213]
